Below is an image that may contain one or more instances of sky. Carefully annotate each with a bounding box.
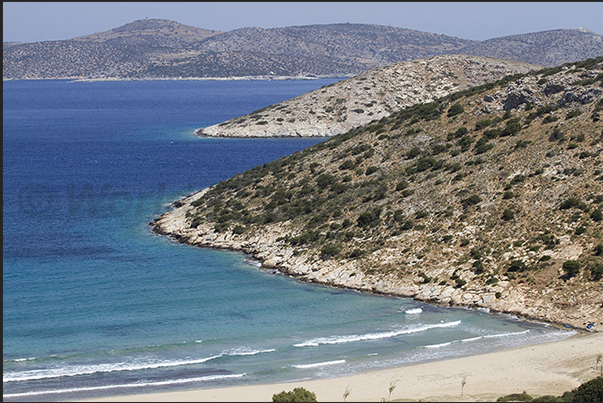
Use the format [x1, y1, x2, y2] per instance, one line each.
[3, 2, 603, 43]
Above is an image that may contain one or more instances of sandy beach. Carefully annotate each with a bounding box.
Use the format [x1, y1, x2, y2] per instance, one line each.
[83, 331, 602, 402]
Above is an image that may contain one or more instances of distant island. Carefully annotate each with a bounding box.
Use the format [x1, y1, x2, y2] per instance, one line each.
[3, 18, 603, 80]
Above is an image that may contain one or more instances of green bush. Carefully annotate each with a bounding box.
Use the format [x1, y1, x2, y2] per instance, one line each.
[559, 197, 585, 210]
[365, 166, 379, 175]
[496, 392, 533, 402]
[339, 159, 356, 170]
[589, 263, 603, 281]
[357, 208, 382, 229]
[316, 173, 336, 189]
[501, 118, 522, 136]
[507, 259, 527, 272]
[320, 244, 341, 259]
[570, 377, 603, 402]
[530, 395, 563, 402]
[272, 387, 318, 402]
[502, 209, 515, 221]
[462, 194, 482, 207]
[447, 102, 464, 117]
[591, 208, 603, 222]
[475, 118, 493, 130]
[395, 180, 409, 191]
[562, 260, 581, 278]
[548, 127, 564, 142]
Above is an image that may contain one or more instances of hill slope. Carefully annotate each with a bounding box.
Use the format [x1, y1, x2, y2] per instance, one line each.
[198, 55, 542, 137]
[4, 19, 603, 80]
[153, 57, 603, 330]
[453, 28, 603, 67]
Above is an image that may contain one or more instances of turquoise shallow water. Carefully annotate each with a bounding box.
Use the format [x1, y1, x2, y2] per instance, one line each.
[3, 79, 574, 401]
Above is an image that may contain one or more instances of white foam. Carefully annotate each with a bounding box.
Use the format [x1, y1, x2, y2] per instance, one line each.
[403, 308, 423, 314]
[6, 357, 37, 363]
[4, 346, 276, 383]
[424, 341, 452, 349]
[292, 360, 346, 369]
[460, 336, 483, 343]
[293, 321, 461, 347]
[483, 330, 529, 339]
[223, 347, 276, 356]
[3, 354, 223, 383]
[2, 373, 246, 398]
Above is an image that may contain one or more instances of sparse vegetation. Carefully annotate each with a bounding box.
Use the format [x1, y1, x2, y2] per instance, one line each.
[272, 387, 318, 402]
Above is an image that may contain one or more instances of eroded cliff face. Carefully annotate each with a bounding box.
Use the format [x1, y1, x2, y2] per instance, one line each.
[155, 57, 603, 331]
[197, 55, 542, 138]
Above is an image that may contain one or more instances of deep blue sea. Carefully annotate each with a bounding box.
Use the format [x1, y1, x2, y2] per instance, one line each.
[3, 79, 574, 401]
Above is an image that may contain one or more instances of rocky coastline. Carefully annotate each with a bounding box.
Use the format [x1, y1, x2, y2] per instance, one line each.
[150, 191, 598, 333]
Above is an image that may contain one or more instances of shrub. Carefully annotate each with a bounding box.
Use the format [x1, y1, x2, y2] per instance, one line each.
[566, 109, 583, 120]
[347, 249, 365, 258]
[501, 209, 515, 221]
[395, 180, 409, 191]
[562, 260, 581, 278]
[559, 197, 582, 210]
[365, 166, 379, 175]
[548, 127, 564, 142]
[272, 387, 318, 402]
[475, 118, 493, 130]
[543, 115, 559, 124]
[530, 396, 563, 402]
[589, 263, 603, 281]
[232, 225, 245, 235]
[462, 194, 482, 207]
[415, 157, 438, 172]
[501, 118, 522, 136]
[496, 392, 533, 402]
[474, 137, 494, 154]
[591, 208, 603, 222]
[316, 173, 336, 189]
[339, 159, 356, 170]
[447, 102, 464, 117]
[571, 377, 603, 402]
[503, 191, 515, 200]
[507, 259, 527, 272]
[320, 244, 341, 259]
[453, 126, 469, 138]
[406, 146, 422, 159]
[357, 208, 382, 229]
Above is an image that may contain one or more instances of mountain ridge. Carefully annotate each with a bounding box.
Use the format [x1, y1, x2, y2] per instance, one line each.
[4, 19, 603, 80]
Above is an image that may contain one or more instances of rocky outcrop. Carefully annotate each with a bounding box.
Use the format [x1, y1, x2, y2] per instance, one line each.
[197, 55, 542, 138]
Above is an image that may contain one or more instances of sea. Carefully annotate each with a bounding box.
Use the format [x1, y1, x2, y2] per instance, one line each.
[3, 78, 575, 401]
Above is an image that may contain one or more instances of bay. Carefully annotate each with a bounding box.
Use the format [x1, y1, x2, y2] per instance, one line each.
[2, 79, 573, 401]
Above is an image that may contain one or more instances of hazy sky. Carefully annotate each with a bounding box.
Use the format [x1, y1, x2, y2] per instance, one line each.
[3, 2, 602, 43]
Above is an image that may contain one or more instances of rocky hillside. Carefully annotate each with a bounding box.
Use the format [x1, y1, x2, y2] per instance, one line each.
[153, 57, 603, 330]
[72, 18, 221, 47]
[454, 28, 603, 67]
[194, 23, 473, 71]
[198, 55, 541, 138]
[4, 19, 603, 80]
